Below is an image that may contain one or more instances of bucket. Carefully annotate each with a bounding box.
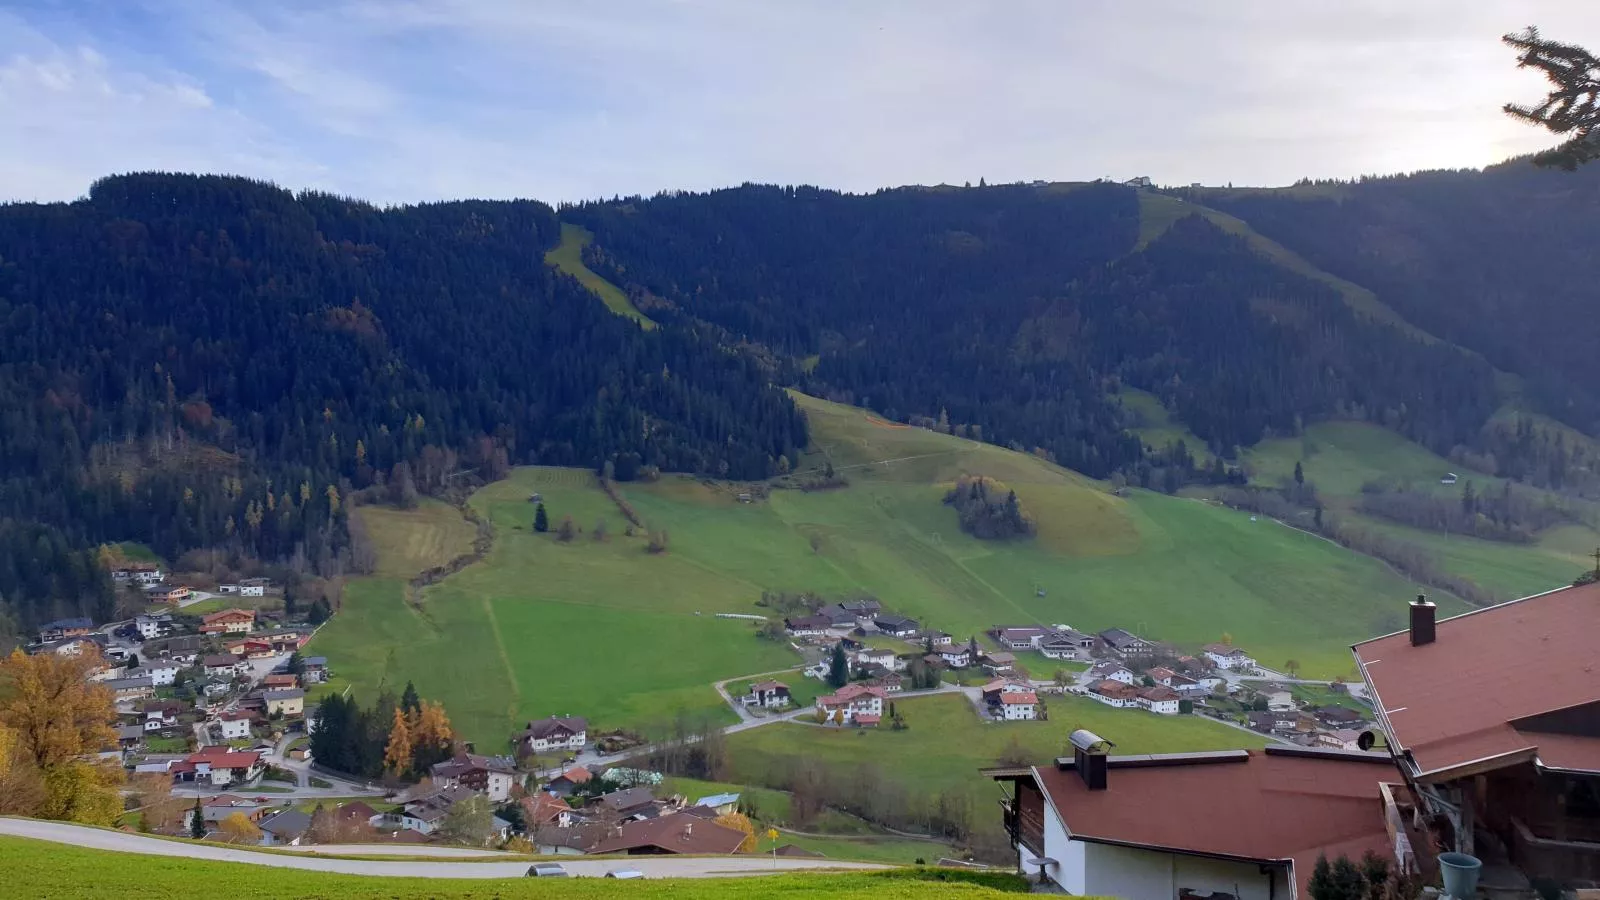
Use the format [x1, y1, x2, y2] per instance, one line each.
[1438, 851, 1482, 899]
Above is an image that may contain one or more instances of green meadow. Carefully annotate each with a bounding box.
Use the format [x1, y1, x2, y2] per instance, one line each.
[544, 223, 657, 329]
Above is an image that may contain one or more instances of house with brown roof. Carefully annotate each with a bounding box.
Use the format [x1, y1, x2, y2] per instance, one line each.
[516, 715, 587, 753]
[430, 751, 520, 802]
[200, 608, 255, 635]
[1354, 589, 1600, 882]
[1087, 680, 1141, 708]
[783, 614, 835, 636]
[1203, 642, 1256, 671]
[522, 791, 575, 829]
[999, 691, 1040, 721]
[546, 766, 591, 796]
[816, 683, 886, 725]
[1135, 685, 1181, 715]
[171, 745, 263, 787]
[980, 650, 1016, 674]
[588, 814, 748, 855]
[988, 732, 1416, 898]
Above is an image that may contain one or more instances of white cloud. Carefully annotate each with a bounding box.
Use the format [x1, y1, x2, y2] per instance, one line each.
[3, 1, 1600, 203]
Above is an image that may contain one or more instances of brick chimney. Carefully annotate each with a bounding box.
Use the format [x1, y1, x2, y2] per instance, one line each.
[1409, 594, 1436, 647]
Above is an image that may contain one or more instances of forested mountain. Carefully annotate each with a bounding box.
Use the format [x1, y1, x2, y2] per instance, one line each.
[570, 182, 1498, 475]
[0, 173, 804, 631]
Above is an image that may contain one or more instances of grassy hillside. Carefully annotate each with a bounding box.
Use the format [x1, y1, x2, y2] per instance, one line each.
[545, 223, 657, 329]
[1114, 387, 1209, 460]
[353, 499, 477, 580]
[726, 693, 1266, 799]
[0, 835, 1035, 900]
[313, 392, 1455, 747]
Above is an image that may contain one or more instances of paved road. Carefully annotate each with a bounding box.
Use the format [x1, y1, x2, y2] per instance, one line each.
[0, 818, 886, 879]
[279, 844, 515, 858]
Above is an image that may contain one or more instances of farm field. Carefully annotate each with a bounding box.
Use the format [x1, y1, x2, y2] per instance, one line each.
[312, 392, 1462, 746]
[352, 499, 477, 580]
[0, 835, 1035, 900]
[724, 693, 1267, 801]
[544, 223, 656, 329]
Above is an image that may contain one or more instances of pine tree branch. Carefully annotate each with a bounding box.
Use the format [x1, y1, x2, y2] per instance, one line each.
[1504, 27, 1600, 169]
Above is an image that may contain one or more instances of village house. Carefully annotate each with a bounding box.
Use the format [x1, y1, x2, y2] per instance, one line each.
[133, 613, 172, 640]
[517, 715, 588, 754]
[399, 785, 480, 835]
[38, 617, 94, 642]
[1254, 684, 1295, 712]
[142, 700, 184, 732]
[596, 786, 663, 821]
[263, 688, 304, 717]
[1315, 729, 1365, 752]
[430, 751, 519, 802]
[821, 605, 858, 628]
[522, 790, 575, 831]
[989, 733, 1411, 898]
[1087, 661, 1135, 685]
[144, 583, 192, 604]
[852, 647, 900, 672]
[545, 766, 591, 796]
[203, 654, 245, 679]
[225, 638, 275, 660]
[1039, 628, 1097, 660]
[267, 632, 307, 653]
[981, 651, 1016, 674]
[694, 792, 741, 815]
[837, 599, 881, 625]
[1145, 666, 1178, 686]
[922, 630, 954, 647]
[588, 814, 749, 856]
[1136, 685, 1182, 715]
[938, 645, 973, 668]
[112, 563, 164, 584]
[982, 679, 1034, 705]
[873, 614, 920, 638]
[200, 608, 255, 635]
[1355, 589, 1600, 882]
[218, 710, 253, 741]
[1097, 628, 1155, 660]
[1311, 705, 1366, 729]
[865, 672, 904, 692]
[1088, 680, 1141, 708]
[999, 691, 1040, 721]
[107, 675, 155, 701]
[261, 673, 299, 690]
[301, 656, 328, 683]
[42, 636, 101, 657]
[132, 661, 181, 687]
[744, 680, 792, 709]
[783, 614, 833, 637]
[816, 683, 887, 725]
[116, 724, 145, 749]
[255, 809, 312, 847]
[189, 794, 269, 830]
[172, 746, 264, 787]
[1203, 642, 1256, 671]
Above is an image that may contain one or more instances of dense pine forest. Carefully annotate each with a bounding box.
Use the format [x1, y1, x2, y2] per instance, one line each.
[0, 173, 804, 633]
[3, 163, 1599, 636]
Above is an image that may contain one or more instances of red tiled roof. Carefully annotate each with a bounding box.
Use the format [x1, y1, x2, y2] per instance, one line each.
[1000, 692, 1038, 705]
[855, 713, 882, 725]
[1204, 643, 1247, 655]
[1138, 686, 1180, 702]
[202, 609, 254, 624]
[1354, 585, 1600, 778]
[1032, 750, 1398, 896]
[1090, 680, 1140, 700]
[553, 766, 591, 784]
[588, 814, 747, 855]
[187, 749, 261, 769]
[749, 680, 788, 692]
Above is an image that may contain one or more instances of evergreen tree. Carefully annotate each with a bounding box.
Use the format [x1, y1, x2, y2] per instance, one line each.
[533, 503, 549, 533]
[1504, 28, 1600, 169]
[1294, 460, 1304, 486]
[190, 797, 206, 839]
[827, 643, 849, 688]
[401, 681, 421, 718]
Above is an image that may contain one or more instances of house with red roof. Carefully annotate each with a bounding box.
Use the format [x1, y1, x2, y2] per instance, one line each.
[201, 608, 255, 635]
[1355, 589, 1600, 882]
[815, 683, 886, 725]
[999, 691, 1039, 721]
[171, 745, 263, 787]
[988, 731, 1419, 898]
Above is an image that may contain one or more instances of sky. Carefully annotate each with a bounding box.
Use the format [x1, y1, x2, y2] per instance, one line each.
[3, 0, 1600, 205]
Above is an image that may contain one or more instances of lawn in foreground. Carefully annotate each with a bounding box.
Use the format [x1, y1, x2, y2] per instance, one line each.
[0, 835, 1034, 900]
[724, 693, 1266, 800]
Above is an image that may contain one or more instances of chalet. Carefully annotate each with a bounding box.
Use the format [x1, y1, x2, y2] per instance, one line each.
[1254, 684, 1295, 712]
[873, 615, 919, 638]
[1087, 661, 1135, 685]
[821, 605, 858, 628]
[695, 791, 741, 815]
[1039, 629, 1096, 660]
[1136, 685, 1182, 715]
[922, 631, 954, 647]
[938, 646, 973, 668]
[588, 814, 748, 856]
[1088, 680, 1141, 708]
[852, 648, 899, 672]
[989, 734, 1411, 898]
[263, 688, 304, 717]
[1315, 729, 1365, 752]
[399, 785, 479, 835]
[142, 700, 184, 731]
[816, 683, 887, 725]
[992, 626, 1052, 650]
[172, 746, 263, 787]
[112, 564, 163, 584]
[41, 636, 100, 657]
[1145, 666, 1178, 686]
[522, 791, 575, 829]
[134, 661, 180, 686]
[981, 679, 1035, 705]
[203, 654, 245, 678]
[38, 617, 94, 642]
[301, 656, 328, 683]
[267, 633, 306, 653]
[218, 710, 253, 740]
[116, 724, 145, 748]
[837, 599, 881, 624]
[430, 751, 519, 802]
[517, 715, 588, 753]
[744, 680, 792, 709]
[1312, 705, 1366, 728]
[225, 639, 275, 659]
[191, 794, 270, 828]
[1354, 589, 1600, 882]
[999, 691, 1040, 721]
[865, 672, 905, 692]
[200, 609, 255, 635]
[597, 786, 660, 821]
[783, 614, 833, 636]
[1203, 643, 1256, 671]
[261, 673, 299, 690]
[1097, 628, 1154, 659]
[144, 584, 192, 604]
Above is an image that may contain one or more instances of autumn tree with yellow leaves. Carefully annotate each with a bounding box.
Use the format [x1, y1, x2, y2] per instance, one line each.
[0, 648, 123, 824]
[714, 812, 758, 853]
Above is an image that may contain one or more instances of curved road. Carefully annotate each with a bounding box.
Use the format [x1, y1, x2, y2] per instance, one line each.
[0, 818, 886, 879]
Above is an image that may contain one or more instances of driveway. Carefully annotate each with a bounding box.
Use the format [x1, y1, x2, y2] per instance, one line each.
[0, 818, 886, 879]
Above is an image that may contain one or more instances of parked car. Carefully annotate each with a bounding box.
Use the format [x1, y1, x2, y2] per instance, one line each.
[527, 864, 568, 878]
[606, 869, 645, 879]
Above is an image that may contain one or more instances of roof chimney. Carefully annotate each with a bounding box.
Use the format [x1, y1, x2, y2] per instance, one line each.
[1409, 594, 1436, 647]
[1069, 729, 1114, 791]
